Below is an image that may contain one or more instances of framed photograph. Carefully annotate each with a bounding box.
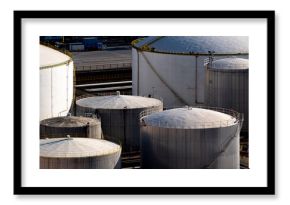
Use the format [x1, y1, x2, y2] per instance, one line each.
[14, 10, 275, 195]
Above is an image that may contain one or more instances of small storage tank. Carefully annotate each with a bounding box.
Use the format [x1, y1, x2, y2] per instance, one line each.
[205, 58, 248, 133]
[40, 116, 102, 139]
[140, 107, 242, 169]
[40, 137, 121, 169]
[40, 45, 74, 121]
[76, 92, 163, 153]
[132, 36, 248, 108]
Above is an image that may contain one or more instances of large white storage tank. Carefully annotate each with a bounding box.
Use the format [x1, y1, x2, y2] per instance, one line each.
[140, 107, 242, 169]
[205, 58, 249, 133]
[40, 116, 102, 139]
[40, 45, 74, 121]
[76, 93, 163, 153]
[40, 137, 121, 169]
[132, 36, 248, 108]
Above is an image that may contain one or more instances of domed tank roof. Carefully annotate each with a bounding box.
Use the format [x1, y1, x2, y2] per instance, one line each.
[132, 36, 248, 54]
[40, 116, 100, 128]
[40, 137, 121, 158]
[141, 107, 238, 129]
[77, 94, 162, 110]
[40, 45, 71, 68]
[209, 58, 249, 70]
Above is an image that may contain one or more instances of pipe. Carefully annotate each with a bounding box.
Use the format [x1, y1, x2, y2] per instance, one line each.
[137, 50, 140, 95]
[195, 56, 198, 104]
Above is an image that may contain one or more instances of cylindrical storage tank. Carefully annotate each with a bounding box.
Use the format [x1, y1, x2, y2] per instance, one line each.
[140, 107, 241, 169]
[76, 93, 163, 153]
[205, 58, 248, 133]
[132, 36, 248, 108]
[40, 116, 102, 139]
[40, 137, 121, 169]
[40, 45, 74, 121]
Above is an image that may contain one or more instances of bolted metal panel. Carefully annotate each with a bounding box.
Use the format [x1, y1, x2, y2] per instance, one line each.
[40, 137, 121, 169]
[205, 59, 248, 132]
[40, 116, 102, 139]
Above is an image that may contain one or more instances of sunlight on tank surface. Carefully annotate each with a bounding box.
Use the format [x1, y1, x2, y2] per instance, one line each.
[40, 45, 74, 121]
[140, 107, 242, 169]
[40, 137, 121, 169]
[131, 36, 248, 108]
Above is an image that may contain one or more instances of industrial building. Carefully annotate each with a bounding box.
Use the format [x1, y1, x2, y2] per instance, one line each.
[72, 49, 132, 97]
[132, 36, 248, 108]
[140, 107, 242, 169]
[76, 92, 163, 153]
[39, 36, 249, 169]
[40, 137, 121, 169]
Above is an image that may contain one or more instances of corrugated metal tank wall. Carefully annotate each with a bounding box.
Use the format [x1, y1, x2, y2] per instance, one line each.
[77, 105, 163, 153]
[141, 125, 240, 169]
[40, 155, 121, 169]
[40, 116, 102, 139]
[205, 60, 248, 132]
[140, 107, 241, 169]
[40, 138, 121, 169]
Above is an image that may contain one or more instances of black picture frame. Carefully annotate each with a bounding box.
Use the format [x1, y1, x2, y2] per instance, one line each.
[14, 10, 275, 195]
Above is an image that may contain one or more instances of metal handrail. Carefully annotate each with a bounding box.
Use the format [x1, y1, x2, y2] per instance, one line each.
[139, 105, 243, 129]
[204, 56, 248, 70]
[139, 106, 162, 120]
[207, 64, 249, 70]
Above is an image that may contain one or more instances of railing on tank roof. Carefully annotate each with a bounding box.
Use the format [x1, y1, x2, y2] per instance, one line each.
[194, 105, 243, 126]
[204, 56, 249, 70]
[207, 63, 249, 70]
[139, 106, 163, 120]
[204, 57, 215, 66]
[140, 105, 243, 129]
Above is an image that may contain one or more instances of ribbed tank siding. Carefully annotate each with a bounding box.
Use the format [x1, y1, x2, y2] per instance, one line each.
[141, 125, 240, 169]
[40, 153, 121, 169]
[205, 69, 248, 132]
[40, 123, 102, 139]
[77, 105, 163, 152]
[40, 117, 102, 139]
